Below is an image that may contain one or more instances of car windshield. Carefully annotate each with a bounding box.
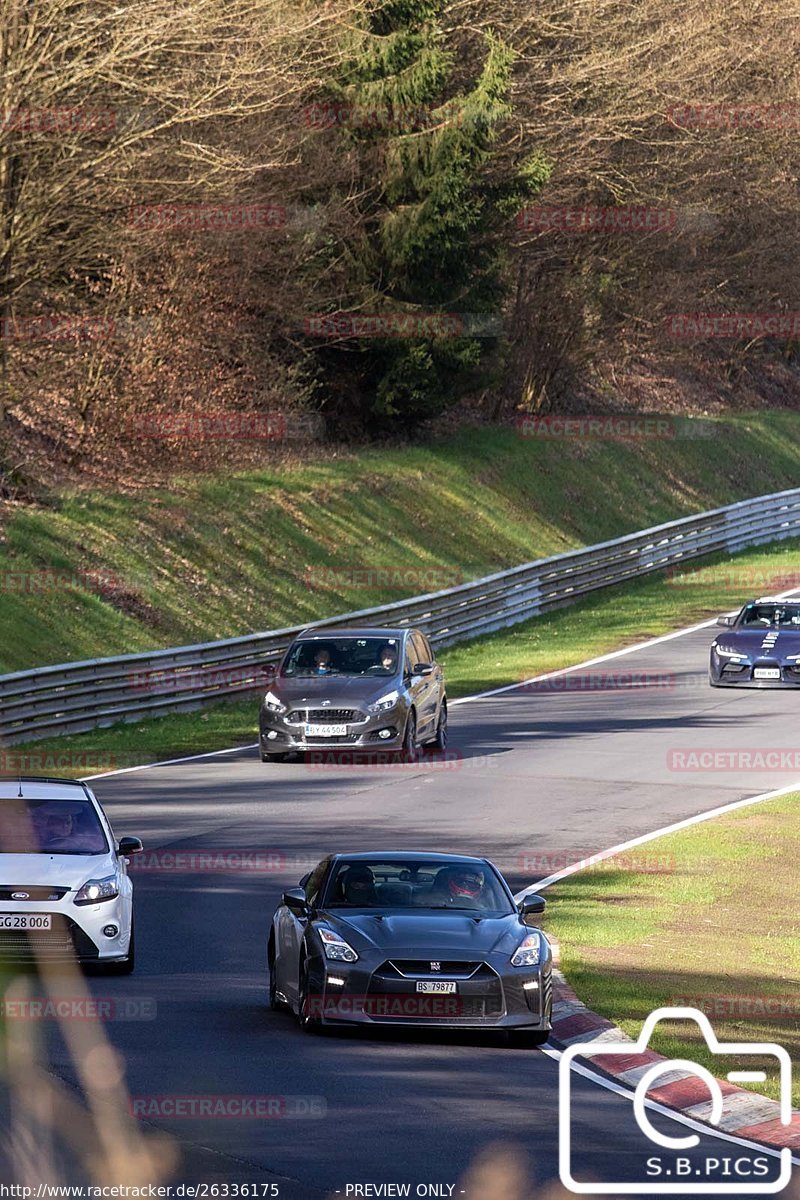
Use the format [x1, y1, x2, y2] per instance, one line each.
[323, 859, 514, 913]
[0, 797, 109, 854]
[739, 604, 800, 628]
[281, 637, 401, 678]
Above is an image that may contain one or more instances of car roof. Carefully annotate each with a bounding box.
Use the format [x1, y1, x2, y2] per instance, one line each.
[751, 597, 800, 604]
[331, 851, 490, 865]
[0, 777, 96, 802]
[295, 627, 412, 641]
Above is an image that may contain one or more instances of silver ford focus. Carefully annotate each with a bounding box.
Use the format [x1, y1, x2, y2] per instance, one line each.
[258, 626, 447, 763]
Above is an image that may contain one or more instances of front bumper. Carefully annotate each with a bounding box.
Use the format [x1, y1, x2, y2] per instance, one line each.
[305, 954, 553, 1030]
[711, 660, 800, 687]
[0, 897, 131, 964]
[260, 704, 408, 754]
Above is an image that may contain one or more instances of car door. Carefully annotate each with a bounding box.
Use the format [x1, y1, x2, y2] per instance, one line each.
[408, 630, 437, 739]
[276, 856, 331, 1008]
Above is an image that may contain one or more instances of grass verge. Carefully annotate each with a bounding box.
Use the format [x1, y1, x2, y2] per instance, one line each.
[3, 414, 800, 673]
[5, 537, 799, 777]
[543, 791, 800, 1108]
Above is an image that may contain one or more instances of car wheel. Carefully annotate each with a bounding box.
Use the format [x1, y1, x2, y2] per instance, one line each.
[427, 701, 447, 752]
[103, 920, 135, 976]
[297, 956, 322, 1034]
[400, 711, 419, 763]
[268, 938, 284, 1011]
[508, 1028, 550, 1048]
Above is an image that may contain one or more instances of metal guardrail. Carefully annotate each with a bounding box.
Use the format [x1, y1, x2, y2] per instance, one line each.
[2, 487, 800, 744]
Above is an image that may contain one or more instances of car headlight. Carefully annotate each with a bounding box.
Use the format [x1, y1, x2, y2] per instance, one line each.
[367, 690, 400, 714]
[510, 932, 542, 967]
[318, 928, 359, 963]
[264, 690, 287, 714]
[714, 645, 747, 659]
[74, 875, 119, 906]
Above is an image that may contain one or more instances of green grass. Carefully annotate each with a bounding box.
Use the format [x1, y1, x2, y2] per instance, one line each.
[8, 536, 799, 776]
[3, 413, 800, 673]
[544, 792, 800, 1106]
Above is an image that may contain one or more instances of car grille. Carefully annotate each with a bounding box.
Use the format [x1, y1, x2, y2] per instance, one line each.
[286, 708, 361, 724]
[0, 916, 98, 961]
[383, 960, 490, 980]
[0, 886, 70, 901]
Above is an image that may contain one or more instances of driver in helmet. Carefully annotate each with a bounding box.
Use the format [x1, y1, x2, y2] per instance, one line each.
[442, 866, 485, 907]
[342, 865, 378, 905]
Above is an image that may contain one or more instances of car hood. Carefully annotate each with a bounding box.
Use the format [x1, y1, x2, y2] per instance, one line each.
[269, 675, 401, 706]
[319, 910, 530, 957]
[0, 853, 114, 889]
[715, 630, 800, 657]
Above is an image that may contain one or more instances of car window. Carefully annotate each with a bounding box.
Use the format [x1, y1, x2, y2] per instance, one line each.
[0, 797, 109, 855]
[409, 631, 428, 667]
[322, 859, 513, 913]
[420, 633, 435, 663]
[281, 637, 401, 677]
[740, 604, 800, 627]
[304, 856, 332, 905]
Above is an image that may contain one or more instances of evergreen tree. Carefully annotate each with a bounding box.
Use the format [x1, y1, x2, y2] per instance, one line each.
[312, 0, 550, 429]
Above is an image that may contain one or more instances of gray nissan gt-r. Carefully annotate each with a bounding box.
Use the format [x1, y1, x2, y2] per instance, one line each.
[709, 597, 800, 687]
[267, 852, 553, 1044]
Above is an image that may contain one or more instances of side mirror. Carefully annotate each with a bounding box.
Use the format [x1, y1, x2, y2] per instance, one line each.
[262, 663, 278, 677]
[414, 663, 434, 677]
[282, 887, 310, 916]
[716, 615, 734, 627]
[118, 836, 143, 856]
[519, 892, 546, 916]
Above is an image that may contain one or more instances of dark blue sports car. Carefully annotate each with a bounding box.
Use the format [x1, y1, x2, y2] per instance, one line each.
[709, 598, 800, 687]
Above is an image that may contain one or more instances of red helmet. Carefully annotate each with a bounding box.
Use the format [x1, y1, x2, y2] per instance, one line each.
[448, 868, 484, 899]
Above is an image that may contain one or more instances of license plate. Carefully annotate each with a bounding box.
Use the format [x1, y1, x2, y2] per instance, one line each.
[754, 668, 781, 679]
[305, 723, 348, 737]
[0, 913, 52, 931]
[416, 981, 457, 994]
